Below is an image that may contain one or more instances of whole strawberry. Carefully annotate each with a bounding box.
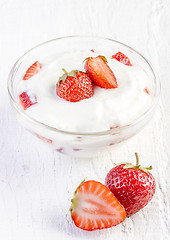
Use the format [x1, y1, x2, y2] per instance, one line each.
[56, 69, 93, 102]
[84, 55, 118, 89]
[105, 153, 156, 217]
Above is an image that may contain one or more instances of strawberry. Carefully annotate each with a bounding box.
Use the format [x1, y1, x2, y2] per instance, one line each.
[112, 52, 132, 66]
[19, 91, 37, 110]
[144, 88, 150, 95]
[110, 125, 119, 130]
[56, 69, 94, 102]
[70, 180, 126, 231]
[23, 61, 42, 80]
[105, 153, 156, 217]
[35, 134, 52, 144]
[84, 55, 118, 89]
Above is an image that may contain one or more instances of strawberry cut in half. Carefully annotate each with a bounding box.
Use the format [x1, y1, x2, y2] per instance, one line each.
[23, 61, 42, 80]
[112, 52, 132, 66]
[19, 91, 37, 110]
[70, 180, 126, 231]
[56, 69, 94, 102]
[84, 55, 118, 89]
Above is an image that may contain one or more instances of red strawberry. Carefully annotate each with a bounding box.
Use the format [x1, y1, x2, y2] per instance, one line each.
[144, 88, 150, 95]
[70, 180, 126, 231]
[19, 91, 37, 110]
[110, 125, 119, 130]
[84, 55, 118, 89]
[35, 134, 52, 144]
[112, 52, 132, 66]
[56, 69, 94, 102]
[23, 61, 42, 80]
[105, 153, 156, 217]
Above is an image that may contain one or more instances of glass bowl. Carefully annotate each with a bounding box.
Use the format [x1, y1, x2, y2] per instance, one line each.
[8, 36, 160, 157]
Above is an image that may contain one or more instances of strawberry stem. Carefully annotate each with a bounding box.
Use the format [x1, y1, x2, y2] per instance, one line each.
[135, 152, 140, 167]
[62, 68, 68, 74]
[118, 153, 152, 174]
[145, 166, 152, 170]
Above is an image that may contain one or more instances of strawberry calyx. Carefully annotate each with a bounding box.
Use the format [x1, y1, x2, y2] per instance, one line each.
[56, 69, 94, 102]
[83, 55, 108, 63]
[57, 68, 79, 86]
[70, 179, 85, 214]
[98, 55, 108, 62]
[115, 152, 152, 174]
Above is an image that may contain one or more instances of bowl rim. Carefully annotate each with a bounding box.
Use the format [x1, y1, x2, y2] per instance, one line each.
[7, 35, 161, 136]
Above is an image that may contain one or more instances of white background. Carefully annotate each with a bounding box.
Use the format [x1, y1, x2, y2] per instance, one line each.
[0, 0, 170, 239]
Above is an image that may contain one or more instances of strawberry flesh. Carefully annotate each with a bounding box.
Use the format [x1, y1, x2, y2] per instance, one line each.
[35, 134, 52, 144]
[70, 180, 126, 231]
[19, 92, 37, 110]
[112, 52, 132, 66]
[144, 88, 150, 95]
[23, 61, 42, 80]
[85, 56, 118, 89]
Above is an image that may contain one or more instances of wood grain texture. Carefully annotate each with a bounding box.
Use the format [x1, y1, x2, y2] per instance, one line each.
[0, 0, 170, 239]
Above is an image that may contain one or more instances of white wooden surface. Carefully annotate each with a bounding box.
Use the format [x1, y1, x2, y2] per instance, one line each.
[0, 0, 170, 239]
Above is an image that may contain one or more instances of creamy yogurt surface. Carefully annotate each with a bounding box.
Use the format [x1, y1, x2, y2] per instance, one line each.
[17, 50, 152, 133]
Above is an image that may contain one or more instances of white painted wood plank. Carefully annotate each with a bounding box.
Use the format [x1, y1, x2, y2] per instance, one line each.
[0, 0, 170, 239]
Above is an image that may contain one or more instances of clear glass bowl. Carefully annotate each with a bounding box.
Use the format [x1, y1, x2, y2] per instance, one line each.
[8, 36, 160, 157]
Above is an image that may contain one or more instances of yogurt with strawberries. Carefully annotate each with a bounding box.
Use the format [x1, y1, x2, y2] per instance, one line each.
[17, 50, 152, 134]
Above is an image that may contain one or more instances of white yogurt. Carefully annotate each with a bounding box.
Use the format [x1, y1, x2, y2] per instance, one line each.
[17, 50, 152, 133]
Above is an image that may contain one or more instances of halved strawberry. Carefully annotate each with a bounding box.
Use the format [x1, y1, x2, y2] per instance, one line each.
[84, 56, 118, 89]
[23, 61, 42, 80]
[70, 180, 126, 231]
[112, 52, 132, 66]
[19, 91, 37, 110]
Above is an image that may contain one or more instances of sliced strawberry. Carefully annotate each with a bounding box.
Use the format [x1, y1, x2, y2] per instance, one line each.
[112, 52, 132, 66]
[19, 92, 37, 110]
[70, 180, 126, 231]
[84, 56, 118, 89]
[35, 134, 52, 144]
[144, 88, 150, 95]
[110, 125, 119, 130]
[23, 61, 42, 80]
